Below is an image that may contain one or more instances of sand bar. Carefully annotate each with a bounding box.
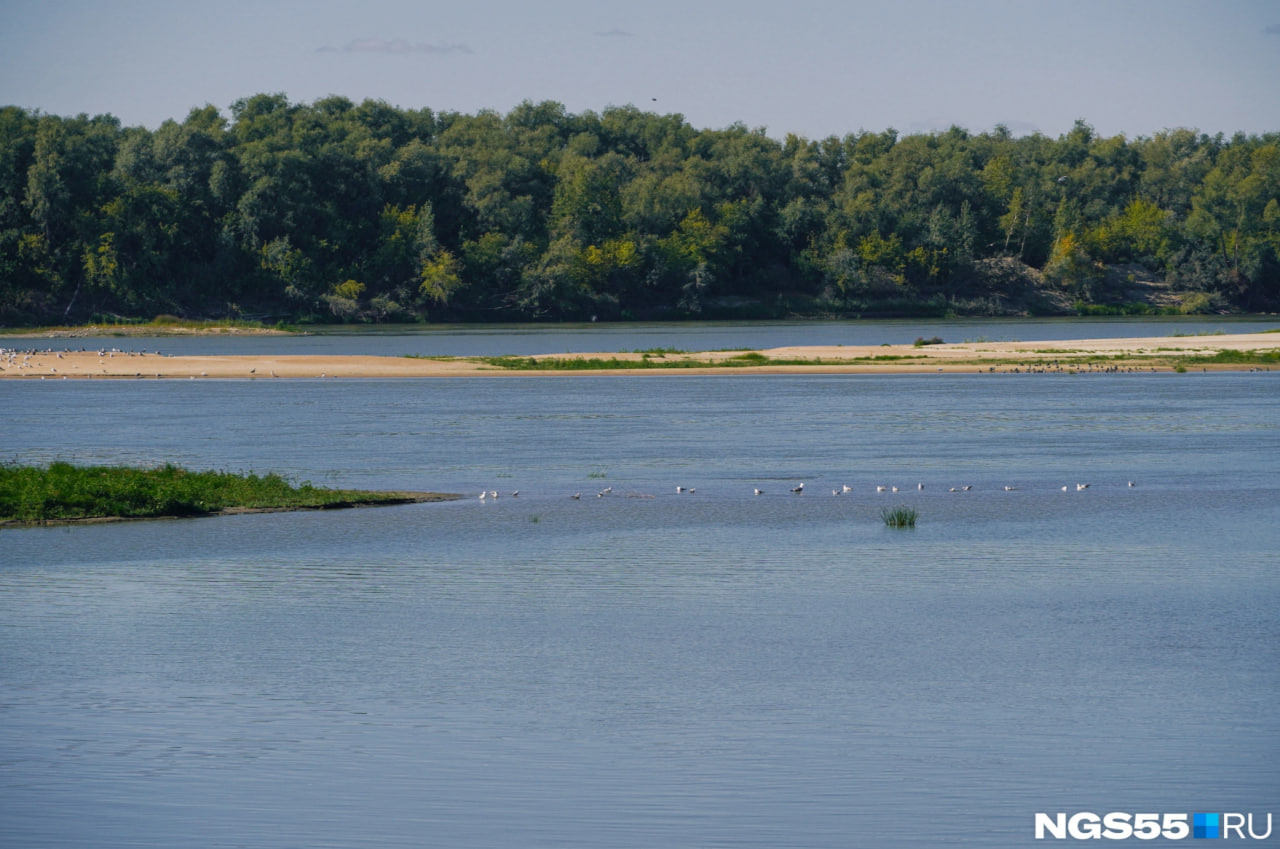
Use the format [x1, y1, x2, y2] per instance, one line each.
[2, 333, 1278, 379]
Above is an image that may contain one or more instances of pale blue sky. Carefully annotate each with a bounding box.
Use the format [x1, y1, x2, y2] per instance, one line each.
[3, 0, 1278, 139]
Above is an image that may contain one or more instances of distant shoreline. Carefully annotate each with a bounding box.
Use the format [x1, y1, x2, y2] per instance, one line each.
[0, 323, 293, 339]
[2, 333, 1277, 378]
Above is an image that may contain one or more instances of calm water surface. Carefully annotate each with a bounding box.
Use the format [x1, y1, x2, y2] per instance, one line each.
[2, 368, 1278, 847]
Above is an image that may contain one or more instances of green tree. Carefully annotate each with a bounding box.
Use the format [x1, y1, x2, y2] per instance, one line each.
[419, 249, 464, 307]
[1044, 232, 1103, 299]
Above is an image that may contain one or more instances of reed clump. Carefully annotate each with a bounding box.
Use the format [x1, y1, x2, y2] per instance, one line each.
[880, 504, 919, 529]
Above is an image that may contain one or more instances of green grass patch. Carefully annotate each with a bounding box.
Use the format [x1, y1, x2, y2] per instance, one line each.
[474, 352, 934, 371]
[478, 356, 653, 370]
[477, 355, 773, 370]
[1074, 301, 1173, 316]
[880, 504, 919, 528]
[0, 462, 435, 525]
[1181, 349, 1280, 365]
[0, 317, 298, 336]
[144, 315, 292, 331]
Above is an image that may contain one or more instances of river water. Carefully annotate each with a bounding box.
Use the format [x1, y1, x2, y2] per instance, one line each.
[2, 322, 1278, 848]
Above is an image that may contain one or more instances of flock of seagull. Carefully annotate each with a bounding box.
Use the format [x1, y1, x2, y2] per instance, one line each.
[2, 345, 166, 378]
[474, 480, 1137, 501]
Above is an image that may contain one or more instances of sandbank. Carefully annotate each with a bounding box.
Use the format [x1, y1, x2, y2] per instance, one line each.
[2, 333, 1278, 379]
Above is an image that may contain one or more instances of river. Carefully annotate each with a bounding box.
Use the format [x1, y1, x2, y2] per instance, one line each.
[2, 323, 1277, 847]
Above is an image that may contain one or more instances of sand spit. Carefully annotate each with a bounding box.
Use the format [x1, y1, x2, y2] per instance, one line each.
[0, 492, 464, 529]
[2, 333, 1278, 379]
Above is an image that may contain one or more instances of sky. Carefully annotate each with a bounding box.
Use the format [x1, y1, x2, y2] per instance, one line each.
[2, 0, 1279, 141]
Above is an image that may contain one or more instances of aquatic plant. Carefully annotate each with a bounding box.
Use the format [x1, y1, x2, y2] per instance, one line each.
[880, 504, 918, 529]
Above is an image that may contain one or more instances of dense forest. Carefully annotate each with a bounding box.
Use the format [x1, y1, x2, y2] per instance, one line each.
[2, 95, 1278, 326]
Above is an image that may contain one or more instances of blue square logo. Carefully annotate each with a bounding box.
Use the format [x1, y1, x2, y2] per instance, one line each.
[1194, 813, 1220, 839]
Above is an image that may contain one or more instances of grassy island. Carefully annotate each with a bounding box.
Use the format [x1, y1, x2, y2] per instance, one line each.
[0, 462, 457, 526]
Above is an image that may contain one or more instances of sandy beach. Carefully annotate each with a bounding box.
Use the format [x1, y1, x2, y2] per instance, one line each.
[2, 333, 1278, 379]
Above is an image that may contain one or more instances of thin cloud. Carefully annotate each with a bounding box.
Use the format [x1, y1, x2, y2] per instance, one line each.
[595, 28, 635, 38]
[317, 37, 472, 55]
[1264, 23, 1280, 35]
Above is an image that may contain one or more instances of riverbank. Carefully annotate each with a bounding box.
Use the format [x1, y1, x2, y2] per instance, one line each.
[1, 493, 460, 528]
[2, 333, 1278, 378]
[0, 322, 294, 339]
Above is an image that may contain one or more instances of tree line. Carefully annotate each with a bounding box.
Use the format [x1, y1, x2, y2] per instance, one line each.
[2, 94, 1278, 326]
